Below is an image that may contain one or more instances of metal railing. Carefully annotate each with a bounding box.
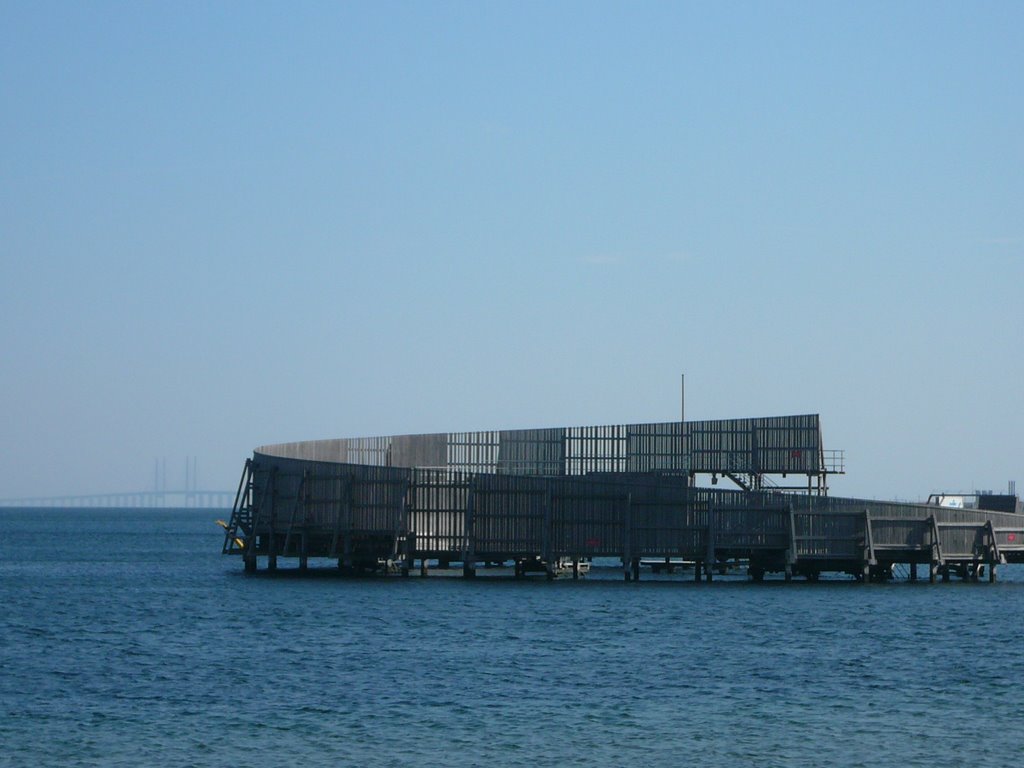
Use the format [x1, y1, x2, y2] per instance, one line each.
[822, 449, 845, 474]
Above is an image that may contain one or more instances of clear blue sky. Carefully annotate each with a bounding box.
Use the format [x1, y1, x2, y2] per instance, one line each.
[1, 1, 1021, 500]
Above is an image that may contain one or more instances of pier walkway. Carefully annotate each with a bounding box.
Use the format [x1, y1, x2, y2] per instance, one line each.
[222, 415, 1024, 582]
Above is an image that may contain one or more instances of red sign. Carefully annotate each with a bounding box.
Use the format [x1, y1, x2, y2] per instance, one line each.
[586, 538, 601, 547]
[1009, 533, 1017, 543]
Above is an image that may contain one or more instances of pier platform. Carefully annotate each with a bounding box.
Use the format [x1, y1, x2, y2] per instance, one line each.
[222, 415, 1023, 582]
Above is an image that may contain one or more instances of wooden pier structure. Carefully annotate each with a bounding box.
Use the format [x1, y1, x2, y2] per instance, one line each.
[222, 415, 1024, 582]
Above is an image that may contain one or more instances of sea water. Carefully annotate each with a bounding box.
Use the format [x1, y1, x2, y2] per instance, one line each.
[1, 508, 1023, 767]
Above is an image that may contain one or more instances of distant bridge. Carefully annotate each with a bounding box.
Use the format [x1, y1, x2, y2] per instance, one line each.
[0, 489, 235, 509]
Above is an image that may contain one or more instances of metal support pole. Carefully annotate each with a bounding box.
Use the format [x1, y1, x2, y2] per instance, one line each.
[680, 373, 684, 426]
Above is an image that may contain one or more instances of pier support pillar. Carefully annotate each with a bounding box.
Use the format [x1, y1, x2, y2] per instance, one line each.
[299, 555, 308, 572]
[784, 565, 792, 582]
[695, 561, 702, 583]
[244, 556, 257, 574]
[929, 562, 937, 583]
[909, 562, 917, 581]
[420, 558, 429, 577]
[941, 566, 950, 582]
[572, 559, 579, 580]
[267, 555, 277, 572]
[463, 562, 476, 578]
[990, 564, 997, 583]
[631, 558, 640, 582]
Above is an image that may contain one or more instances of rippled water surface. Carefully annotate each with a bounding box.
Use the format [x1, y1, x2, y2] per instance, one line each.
[2, 508, 1023, 767]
